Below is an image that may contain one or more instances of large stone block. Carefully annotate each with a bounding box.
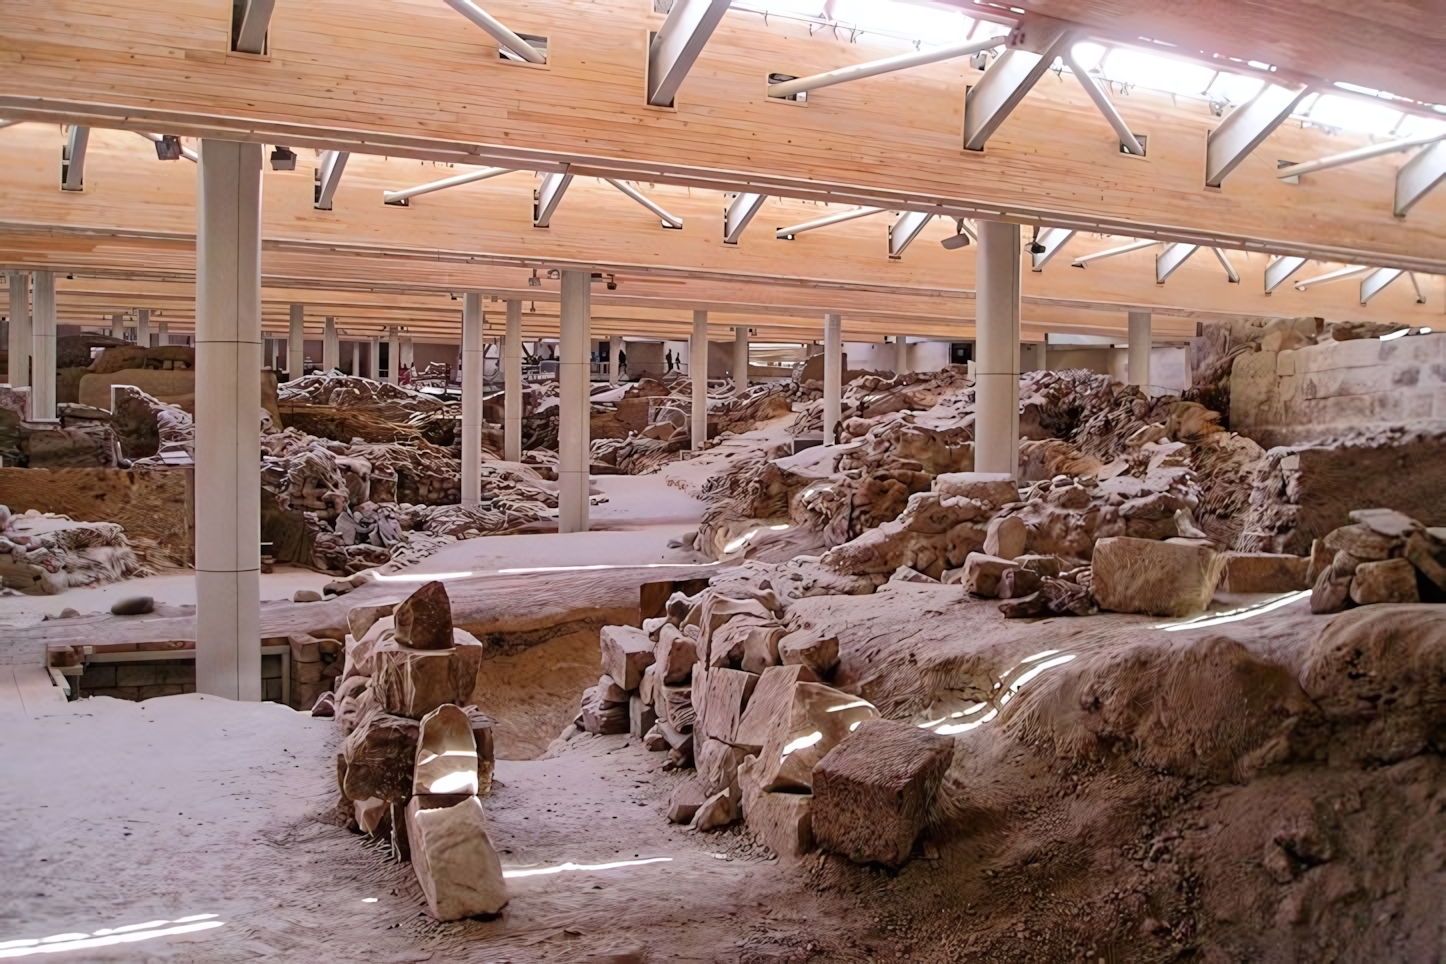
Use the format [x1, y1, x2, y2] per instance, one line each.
[697, 737, 749, 795]
[959, 552, 1015, 598]
[599, 625, 655, 691]
[734, 664, 819, 753]
[463, 705, 496, 795]
[347, 602, 399, 644]
[983, 516, 1026, 561]
[777, 630, 838, 678]
[933, 472, 1018, 508]
[393, 580, 454, 650]
[370, 629, 483, 719]
[653, 624, 698, 684]
[1218, 552, 1311, 594]
[755, 681, 880, 792]
[1350, 559, 1420, 605]
[697, 667, 759, 744]
[580, 686, 629, 735]
[406, 796, 508, 920]
[1405, 533, 1446, 591]
[738, 754, 814, 858]
[338, 709, 419, 803]
[1091, 537, 1223, 618]
[810, 720, 953, 869]
[413, 704, 479, 797]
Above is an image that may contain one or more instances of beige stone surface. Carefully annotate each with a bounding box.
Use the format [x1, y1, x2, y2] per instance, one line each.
[984, 516, 1027, 561]
[1091, 537, 1223, 618]
[960, 552, 1016, 598]
[338, 709, 419, 803]
[738, 754, 814, 858]
[405, 795, 508, 921]
[1219, 553, 1311, 594]
[755, 680, 880, 793]
[1350, 559, 1420, 605]
[599, 625, 655, 691]
[697, 667, 759, 745]
[413, 704, 479, 796]
[777, 630, 838, 678]
[370, 630, 483, 718]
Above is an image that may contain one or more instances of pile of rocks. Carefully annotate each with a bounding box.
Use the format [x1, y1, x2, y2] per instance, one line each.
[1308, 509, 1446, 614]
[570, 584, 953, 868]
[0, 505, 148, 595]
[322, 580, 507, 920]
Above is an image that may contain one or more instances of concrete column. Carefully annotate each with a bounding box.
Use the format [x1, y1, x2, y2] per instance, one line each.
[894, 335, 909, 376]
[287, 304, 304, 381]
[402, 336, 414, 373]
[461, 293, 484, 507]
[322, 317, 339, 372]
[367, 335, 378, 379]
[974, 220, 1022, 478]
[558, 273, 591, 533]
[385, 328, 399, 383]
[31, 271, 56, 419]
[194, 139, 263, 702]
[137, 309, 152, 348]
[691, 310, 708, 450]
[734, 325, 749, 390]
[504, 300, 522, 462]
[6, 271, 30, 389]
[1128, 311, 1152, 392]
[111, 313, 126, 340]
[158, 320, 169, 347]
[350, 340, 360, 377]
[823, 313, 842, 444]
[608, 334, 622, 385]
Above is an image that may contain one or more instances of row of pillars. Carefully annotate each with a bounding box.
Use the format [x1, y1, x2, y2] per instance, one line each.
[6, 139, 1152, 702]
[285, 307, 411, 382]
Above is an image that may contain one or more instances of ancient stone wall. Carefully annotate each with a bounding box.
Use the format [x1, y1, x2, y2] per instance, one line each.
[1231, 332, 1446, 447]
[0, 466, 194, 567]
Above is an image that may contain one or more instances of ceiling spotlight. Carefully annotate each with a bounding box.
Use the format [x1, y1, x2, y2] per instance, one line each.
[269, 146, 297, 171]
[546, 268, 561, 280]
[941, 233, 970, 250]
[527, 269, 541, 287]
[153, 135, 183, 161]
[1028, 226, 1047, 255]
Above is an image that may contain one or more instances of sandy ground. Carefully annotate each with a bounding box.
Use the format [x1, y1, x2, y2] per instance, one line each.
[0, 694, 843, 963]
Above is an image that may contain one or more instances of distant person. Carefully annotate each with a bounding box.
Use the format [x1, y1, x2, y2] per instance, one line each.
[665, 349, 674, 372]
[617, 349, 628, 378]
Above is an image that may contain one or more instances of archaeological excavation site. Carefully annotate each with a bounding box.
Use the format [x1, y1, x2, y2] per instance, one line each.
[1, 1, 1444, 961]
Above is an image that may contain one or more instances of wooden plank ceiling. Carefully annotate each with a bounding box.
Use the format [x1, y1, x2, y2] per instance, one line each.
[0, 0, 1442, 274]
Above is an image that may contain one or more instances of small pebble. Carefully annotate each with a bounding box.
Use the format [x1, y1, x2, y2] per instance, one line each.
[111, 595, 154, 616]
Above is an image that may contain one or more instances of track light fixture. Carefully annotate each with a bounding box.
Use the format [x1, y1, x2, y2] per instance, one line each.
[940, 219, 971, 250]
[153, 135, 183, 161]
[527, 269, 541, 287]
[1028, 226, 1047, 255]
[269, 146, 297, 171]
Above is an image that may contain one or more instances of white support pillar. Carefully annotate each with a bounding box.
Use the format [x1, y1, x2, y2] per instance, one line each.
[401, 336, 414, 374]
[504, 300, 522, 462]
[350, 340, 359, 376]
[287, 304, 304, 381]
[31, 271, 56, 419]
[1128, 311, 1152, 392]
[158, 320, 169, 346]
[111, 313, 126, 341]
[733, 325, 749, 391]
[823, 313, 842, 444]
[387, 328, 400, 384]
[322, 317, 339, 372]
[137, 309, 152, 348]
[6, 271, 30, 389]
[461, 293, 484, 507]
[974, 220, 1022, 478]
[608, 334, 622, 385]
[194, 139, 263, 702]
[367, 335, 379, 379]
[558, 272, 591, 533]
[691, 310, 708, 450]
[894, 334, 909, 376]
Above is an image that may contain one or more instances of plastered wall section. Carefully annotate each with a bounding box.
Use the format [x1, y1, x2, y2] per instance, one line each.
[1231, 332, 1446, 446]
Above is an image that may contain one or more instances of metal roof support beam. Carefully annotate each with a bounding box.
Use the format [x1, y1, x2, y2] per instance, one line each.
[314, 150, 349, 210]
[1359, 268, 1405, 304]
[140, 131, 198, 162]
[1212, 247, 1240, 283]
[383, 165, 512, 205]
[1264, 255, 1307, 293]
[443, 0, 546, 63]
[646, 0, 731, 108]
[606, 179, 683, 228]
[768, 36, 1005, 99]
[724, 192, 766, 244]
[1294, 265, 1373, 290]
[776, 206, 884, 240]
[233, 0, 276, 55]
[888, 211, 933, 259]
[1277, 131, 1446, 180]
[1395, 141, 1446, 218]
[1062, 50, 1144, 156]
[61, 125, 89, 192]
[1070, 238, 1154, 267]
[1029, 227, 1074, 271]
[533, 170, 573, 227]
[963, 28, 1074, 151]
[1156, 243, 1199, 284]
[1205, 83, 1313, 187]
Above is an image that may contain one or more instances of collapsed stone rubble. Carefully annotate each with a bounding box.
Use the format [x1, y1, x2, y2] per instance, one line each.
[324, 579, 508, 921]
[0, 504, 147, 594]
